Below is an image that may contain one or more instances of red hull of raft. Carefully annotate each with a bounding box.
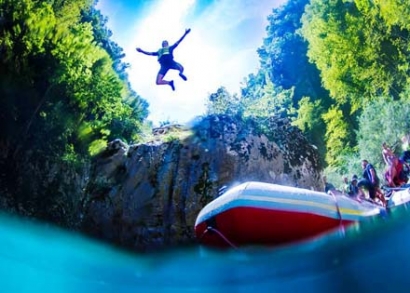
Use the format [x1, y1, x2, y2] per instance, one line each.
[195, 182, 383, 248]
[195, 206, 354, 248]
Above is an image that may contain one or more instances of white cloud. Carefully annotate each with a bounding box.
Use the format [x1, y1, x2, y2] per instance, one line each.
[101, 0, 286, 126]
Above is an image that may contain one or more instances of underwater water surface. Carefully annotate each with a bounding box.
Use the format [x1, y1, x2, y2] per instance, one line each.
[1, 205, 410, 293]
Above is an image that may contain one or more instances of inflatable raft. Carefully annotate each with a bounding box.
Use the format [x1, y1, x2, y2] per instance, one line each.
[386, 185, 410, 208]
[195, 181, 384, 248]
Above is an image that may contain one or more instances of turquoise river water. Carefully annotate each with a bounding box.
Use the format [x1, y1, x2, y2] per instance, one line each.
[1, 204, 410, 293]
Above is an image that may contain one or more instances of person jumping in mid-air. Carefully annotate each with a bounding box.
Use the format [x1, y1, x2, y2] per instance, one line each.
[136, 28, 191, 91]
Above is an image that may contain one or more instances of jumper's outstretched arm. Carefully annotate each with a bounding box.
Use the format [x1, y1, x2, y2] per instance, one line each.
[173, 28, 191, 47]
[136, 48, 156, 56]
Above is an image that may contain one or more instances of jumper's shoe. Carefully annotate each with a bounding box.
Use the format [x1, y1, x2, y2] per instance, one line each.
[169, 80, 175, 91]
[179, 73, 187, 81]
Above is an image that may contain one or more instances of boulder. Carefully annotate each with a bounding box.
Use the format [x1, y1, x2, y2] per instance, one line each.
[81, 115, 323, 251]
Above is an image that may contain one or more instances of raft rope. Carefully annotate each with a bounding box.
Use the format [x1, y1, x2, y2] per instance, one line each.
[329, 191, 343, 226]
[200, 226, 238, 249]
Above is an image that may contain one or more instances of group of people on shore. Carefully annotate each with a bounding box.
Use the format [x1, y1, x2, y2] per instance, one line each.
[323, 137, 410, 207]
[323, 160, 386, 206]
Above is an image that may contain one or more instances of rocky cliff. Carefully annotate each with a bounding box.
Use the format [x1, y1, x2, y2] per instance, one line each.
[81, 115, 323, 251]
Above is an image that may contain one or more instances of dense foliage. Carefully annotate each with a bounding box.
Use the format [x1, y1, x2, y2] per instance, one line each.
[0, 0, 148, 224]
[0, 0, 148, 158]
[300, 0, 410, 171]
[357, 96, 410, 169]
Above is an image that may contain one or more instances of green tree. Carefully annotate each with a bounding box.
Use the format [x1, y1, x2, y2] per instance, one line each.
[51, 0, 93, 28]
[292, 97, 327, 157]
[81, 5, 130, 80]
[258, 0, 329, 103]
[322, 106, 350, 167]
[357, 96, 410, 169]
[0, 0, 148, 225]
[301, 0, 410, 104]
[375, 0, 410, 30]
[241, 0, 331, 164]
[0, 0, 148, 155]
[299, 0, 410, 166]
[206, 87, 241, 117]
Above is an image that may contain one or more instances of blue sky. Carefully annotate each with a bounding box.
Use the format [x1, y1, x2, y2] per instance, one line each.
[97, 0, 287, 126]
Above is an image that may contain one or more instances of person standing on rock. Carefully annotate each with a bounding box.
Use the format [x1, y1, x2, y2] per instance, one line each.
[358, 159, 386, 206]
